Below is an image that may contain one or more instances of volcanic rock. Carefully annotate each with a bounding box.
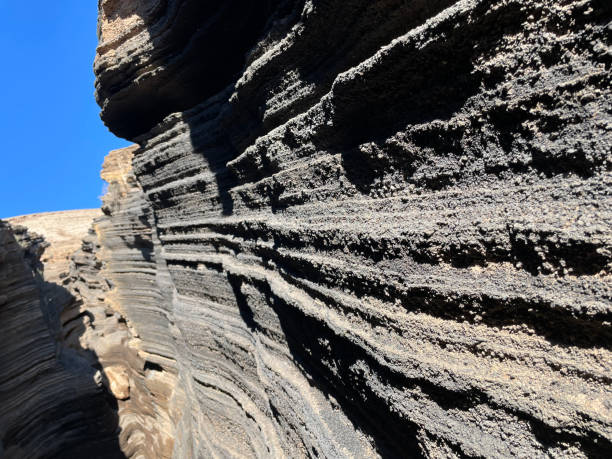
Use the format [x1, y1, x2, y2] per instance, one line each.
[7, 209, 102, 282]
[0, 219, 123, 458]
[89, 0, 612, 457]
[2, 0, 611, 457]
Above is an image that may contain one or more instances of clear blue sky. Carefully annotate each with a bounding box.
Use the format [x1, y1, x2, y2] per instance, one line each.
[0, 2, 131, 218]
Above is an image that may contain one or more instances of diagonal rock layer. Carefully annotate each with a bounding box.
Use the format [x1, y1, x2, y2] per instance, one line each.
[92, 0, 612, 457]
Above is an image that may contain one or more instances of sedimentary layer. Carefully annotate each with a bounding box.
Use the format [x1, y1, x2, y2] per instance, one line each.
[90, 0, 612, 457]
[67, 147, 185, 458]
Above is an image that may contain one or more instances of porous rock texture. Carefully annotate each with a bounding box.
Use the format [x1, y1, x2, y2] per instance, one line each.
[91, 0, 612, 457]
[8, 0, 608, 457]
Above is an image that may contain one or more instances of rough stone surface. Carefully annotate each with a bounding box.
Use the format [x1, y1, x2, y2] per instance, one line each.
[105, 365, 131, 401]
[90, 0, 612, 457]
[3, 0, 610, 458]
[0, 219, 123, 458]
[64, 146, 184, 458]
[7, 209, 102, 282]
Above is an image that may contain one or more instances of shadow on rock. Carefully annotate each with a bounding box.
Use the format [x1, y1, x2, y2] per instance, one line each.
[0, 221, 125, 459]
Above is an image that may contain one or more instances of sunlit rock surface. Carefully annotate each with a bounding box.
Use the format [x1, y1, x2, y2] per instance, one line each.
[66, 146, 183, 458]
[0, 216, 122, 458]
[7, 210, 102, 282]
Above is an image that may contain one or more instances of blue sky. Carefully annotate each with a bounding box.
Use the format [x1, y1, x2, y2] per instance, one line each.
[0, 2, 131, 218]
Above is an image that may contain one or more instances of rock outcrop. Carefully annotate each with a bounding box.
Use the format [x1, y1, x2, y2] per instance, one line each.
[2, 0, 610, 458]
[0, 216, 122, 458]
[7, 210, 102, 282]
[89, 0, 612, 457]
[67, 146, 184, 458]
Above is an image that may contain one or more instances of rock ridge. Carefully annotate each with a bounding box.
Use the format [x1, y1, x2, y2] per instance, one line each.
[0, 217, 123, 458]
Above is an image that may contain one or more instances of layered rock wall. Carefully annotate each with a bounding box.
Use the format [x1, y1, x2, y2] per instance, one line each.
[0, 217, 122, 458]
[3, 0, 610, 458]
[91, 0, 612, 457]
[67, 147, 186, 458]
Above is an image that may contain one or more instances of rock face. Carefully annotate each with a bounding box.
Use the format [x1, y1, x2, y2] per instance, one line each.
[0, 217, 122, 458]
[90, 0, 612, 457]
[3, 0, 610, 458]
[68, 146, 184, 458]
[7, 210, 102, 282]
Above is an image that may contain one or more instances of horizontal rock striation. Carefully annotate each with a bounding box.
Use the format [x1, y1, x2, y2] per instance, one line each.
[93, 0, 611, 457]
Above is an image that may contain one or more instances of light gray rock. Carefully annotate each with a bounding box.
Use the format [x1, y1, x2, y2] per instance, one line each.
[66, 146, 182, 458]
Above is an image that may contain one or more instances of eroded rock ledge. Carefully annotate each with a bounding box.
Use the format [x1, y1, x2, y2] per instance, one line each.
[0, 215, 122, 458]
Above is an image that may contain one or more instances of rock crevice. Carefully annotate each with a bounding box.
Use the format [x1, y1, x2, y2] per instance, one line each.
[0, 217, 123, 458]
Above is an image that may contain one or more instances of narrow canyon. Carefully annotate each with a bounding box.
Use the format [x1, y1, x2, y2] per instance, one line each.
[1, 0, 610, 457]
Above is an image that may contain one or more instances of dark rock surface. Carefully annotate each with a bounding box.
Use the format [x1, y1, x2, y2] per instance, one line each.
[2, 0, 610, 458]
[91, 0, 611, 457]
[0, 221, 123, 458]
